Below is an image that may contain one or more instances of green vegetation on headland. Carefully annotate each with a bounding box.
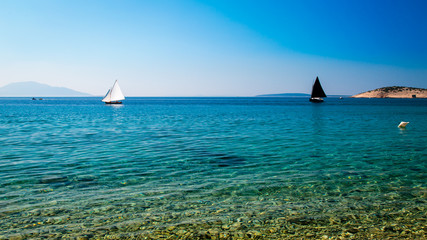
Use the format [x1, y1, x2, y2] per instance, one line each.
[352, 86, 427, 98]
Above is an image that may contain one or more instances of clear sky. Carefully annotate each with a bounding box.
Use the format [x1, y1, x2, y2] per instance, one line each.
[0, 0, 426, 96]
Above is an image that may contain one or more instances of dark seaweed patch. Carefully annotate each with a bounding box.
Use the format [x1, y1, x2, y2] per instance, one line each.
[209, 154, 246, 167]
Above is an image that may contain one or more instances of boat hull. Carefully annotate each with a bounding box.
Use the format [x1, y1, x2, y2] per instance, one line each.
[105, 101, 123, 104]
[309, 98, 324, 103]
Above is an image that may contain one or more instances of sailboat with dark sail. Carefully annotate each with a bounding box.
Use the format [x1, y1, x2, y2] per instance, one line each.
[102, 80, 125, 104]
[309, 77, 327, 103]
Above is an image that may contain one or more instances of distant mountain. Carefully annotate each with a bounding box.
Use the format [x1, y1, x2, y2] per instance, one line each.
[352, 86, 427, 98]
[0, 81, 91, 97]
[256, 93, 310, 97]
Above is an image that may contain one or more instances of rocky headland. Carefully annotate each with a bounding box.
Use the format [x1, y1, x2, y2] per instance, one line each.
[352, 86, 427, 98]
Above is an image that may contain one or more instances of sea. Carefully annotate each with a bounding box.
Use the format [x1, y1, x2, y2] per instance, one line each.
[0, 97, 426, 239]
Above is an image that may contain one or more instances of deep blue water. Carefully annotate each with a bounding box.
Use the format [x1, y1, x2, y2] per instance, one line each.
[0, 97, 426, 238]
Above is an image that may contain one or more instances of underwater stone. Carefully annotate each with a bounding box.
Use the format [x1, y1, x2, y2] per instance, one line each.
[40, 175, 68, 184]
[9, 234, 25, 240]
[167, 226, 176, 231]
[247, 230, 262, 238]
[346, 228, 359, 233]
[230, 222, 242, 230]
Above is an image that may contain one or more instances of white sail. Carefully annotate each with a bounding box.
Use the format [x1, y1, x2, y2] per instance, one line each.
[110, 80, 125, 101]
[102, 89, 111, 102]
[102, 80, 125, 102]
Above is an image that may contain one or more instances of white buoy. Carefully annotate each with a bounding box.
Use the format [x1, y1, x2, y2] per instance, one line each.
[398, 122, 409, 128]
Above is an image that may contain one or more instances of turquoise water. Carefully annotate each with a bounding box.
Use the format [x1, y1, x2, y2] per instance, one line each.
[0, 97, 426, 239]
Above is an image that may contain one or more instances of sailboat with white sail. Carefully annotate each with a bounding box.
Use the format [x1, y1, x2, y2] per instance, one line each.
[102, 80, 125, 104]
[309, 77, 327, 103]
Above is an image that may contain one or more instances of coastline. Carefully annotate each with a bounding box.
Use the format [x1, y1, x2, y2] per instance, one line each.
[352, 86, 427, 98]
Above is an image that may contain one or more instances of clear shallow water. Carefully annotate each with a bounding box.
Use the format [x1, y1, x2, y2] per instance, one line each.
[0, 97, 426, 239]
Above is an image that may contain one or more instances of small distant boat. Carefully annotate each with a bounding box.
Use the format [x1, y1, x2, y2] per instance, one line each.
[102, 80, 125, 104]
[398, 122, 409, 128]
[309, 77, 327, 103]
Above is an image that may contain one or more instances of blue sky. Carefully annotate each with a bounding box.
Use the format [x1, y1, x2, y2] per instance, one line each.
[0, 0, 426, 96]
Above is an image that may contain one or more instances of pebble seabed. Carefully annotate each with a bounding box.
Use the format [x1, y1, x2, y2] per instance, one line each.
[1, 185, 426, 240]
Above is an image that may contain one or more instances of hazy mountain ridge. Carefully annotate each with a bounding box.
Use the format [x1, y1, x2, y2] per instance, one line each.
[352, 86, 427, 98]
[0, 81, 91, 97]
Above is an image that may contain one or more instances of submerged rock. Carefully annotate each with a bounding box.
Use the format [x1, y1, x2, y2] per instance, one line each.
[40, 175, 68, 184]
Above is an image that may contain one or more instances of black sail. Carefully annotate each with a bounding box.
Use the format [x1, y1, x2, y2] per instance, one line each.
[311, 77, 327, 98]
